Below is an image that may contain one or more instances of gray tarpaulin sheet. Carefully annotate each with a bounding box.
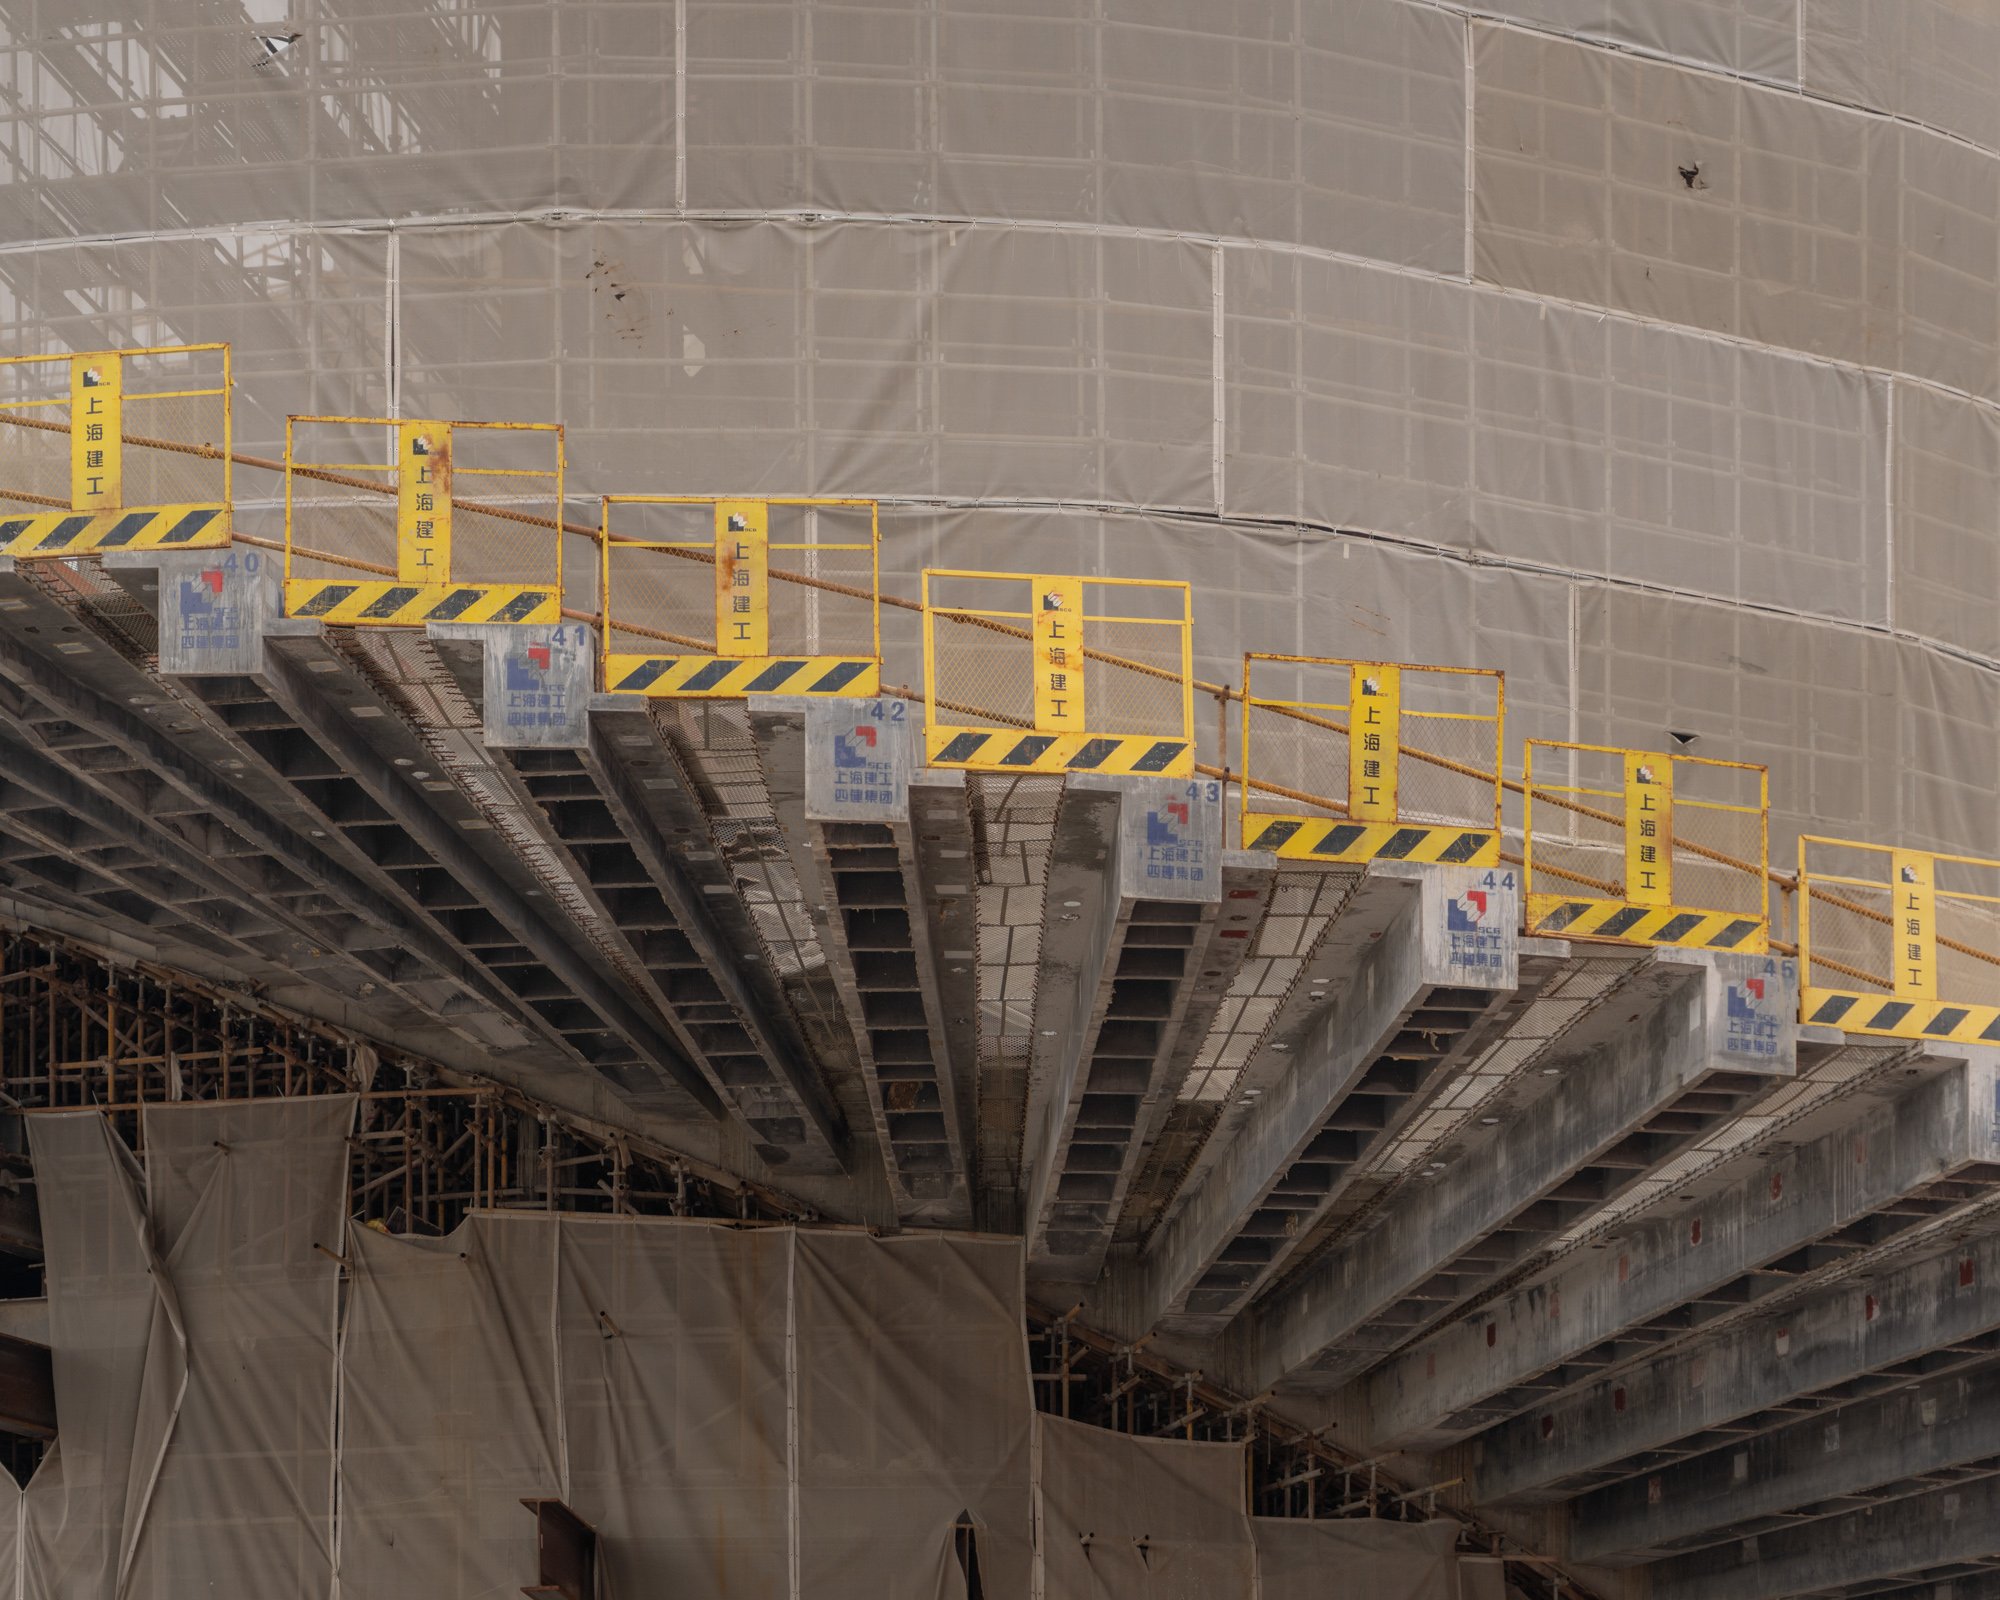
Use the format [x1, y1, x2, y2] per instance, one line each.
[124, 1099, 352, 1599]
[796, 1232, 1034, 1600]
[556, 1216, 790, 1600]
[18, 1101, 353, 1600]
[1038, 1413, 1254, 1599]
[1252, 1516, 1460, 1600]
[341, 1215, 1033, 1599]
[337, 1214, 564, 1600]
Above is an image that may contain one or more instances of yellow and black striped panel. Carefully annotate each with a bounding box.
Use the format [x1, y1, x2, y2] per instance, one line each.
[605, 653, 880, 698]
[283, 580, 557, 626]
[1804, 987, 2000, 1045]
[1527, 892, 1767, 953]
[925, 725, 1194, 777]
[0, 504, 228, 557]
[1244, 814, 1499, 866]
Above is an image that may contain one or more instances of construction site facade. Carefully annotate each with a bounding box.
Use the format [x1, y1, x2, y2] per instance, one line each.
[1, 2, 1999, 1597]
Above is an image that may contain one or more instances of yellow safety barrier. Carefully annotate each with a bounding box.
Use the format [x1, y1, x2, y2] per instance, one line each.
[1523, 741, 1769, 952]
[281, 416, 563, 625]
[1240, 655, 1502, 864]
[0, 343, 231, 556]
[599, 498, 881, 697]
[920, 571, 1194, 777]
[1799, 838, 2000, 1044]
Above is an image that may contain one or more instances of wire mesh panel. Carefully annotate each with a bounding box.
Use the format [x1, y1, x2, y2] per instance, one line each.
[1240, 655, 1502, 863]
[1800, 838, 2000, 1044]
[0, 343, 230, 557]
[282, 416, 563, 626]
[600, 498, 880, 697]
[921, 571, 1194, 777]
[1524, 742, 1769, 952]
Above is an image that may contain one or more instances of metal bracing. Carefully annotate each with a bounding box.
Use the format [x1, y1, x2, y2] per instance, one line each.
[1368, 1044, 1988, 1452]
[1231, 950, 1801, 1396]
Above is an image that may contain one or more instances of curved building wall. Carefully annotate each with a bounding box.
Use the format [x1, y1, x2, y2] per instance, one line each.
[3, 0, 1998, 864]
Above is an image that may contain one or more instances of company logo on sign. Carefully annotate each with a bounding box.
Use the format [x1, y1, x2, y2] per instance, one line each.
[1723, 959, 1791, 1059]
[409, 433, 433, 457]
[834, 724, 880, 768]
[1141, 789, 1206, 888]
[81, 366, 106, 388]
[1447, 888, 1491, 933]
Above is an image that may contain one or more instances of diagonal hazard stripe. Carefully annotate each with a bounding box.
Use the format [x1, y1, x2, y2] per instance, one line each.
[999, 735, 1057, 767]
[1526, 893, 1768, 952]
[160, 506, 222, 544]
[1245, 814, 1499, 867]
[295, 584, 357, 618]
[681, 660, 737, 693]
[283, 580, 557, 626]
[603, 653, 880, 699]
[0, 504, 230, 557]
[490, 591, 548, 623]
[745, 661, 806, 693]
[100, 511, 156, 548]
[808, 661, 869, 693]
[1067, 738, 1120, 770]
[1805, 987, 2000, 1045]
[360, 586, 421, 619]
[1247, 819, 1302, 851]
[926, 725, 1195, 777]
[615, 659, 674, 691]
[425, 588, 484, 622]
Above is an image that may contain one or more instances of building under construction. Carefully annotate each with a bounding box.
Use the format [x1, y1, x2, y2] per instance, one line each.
[0, 3, 1998, 1596]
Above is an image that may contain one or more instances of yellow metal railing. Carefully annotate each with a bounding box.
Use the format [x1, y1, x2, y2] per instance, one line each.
[282, 416, 564, 626]
[4, 335, 1995, 1003]
[1799, 837, 2000, 1044]
[0, 342, 231, 556]
[599, 497, 881, 697]
[1523, 741, 1770, 953]
[920, 570, 1195, 777]
[1240, 654, 1503, 865]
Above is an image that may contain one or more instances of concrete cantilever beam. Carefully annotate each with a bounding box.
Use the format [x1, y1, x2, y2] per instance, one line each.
[750, 693, 980, 1223]
[1228, 949, 1802, 1396]
[1466, 1224, 2000, 1507]
[1020, 775, 1272, 1285]
[1646, 1470, 2000, 1600]
[1093, 863, 1523, 1342]
[1367, 1045, 1994, 1452]
[1572, 1354, 2000, 1565]
[427, 625, 851, 1175]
